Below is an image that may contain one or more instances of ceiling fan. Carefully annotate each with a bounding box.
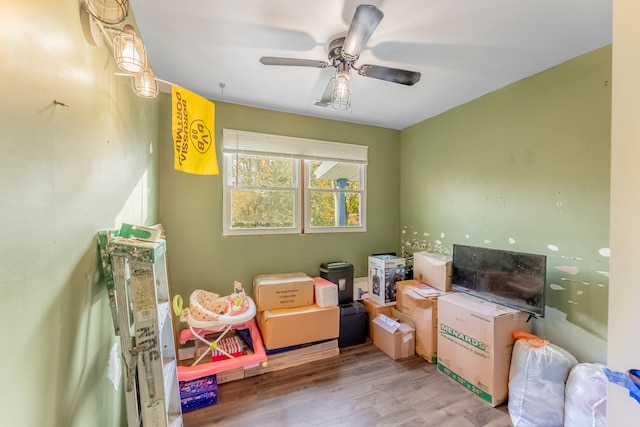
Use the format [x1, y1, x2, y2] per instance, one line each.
[259, 4, 421, 110]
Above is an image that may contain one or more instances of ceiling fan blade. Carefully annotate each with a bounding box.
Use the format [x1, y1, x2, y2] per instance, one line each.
[341, 5, 384, 60]
[358, 64, 421, 86]
[314, 78, 335, 107]
[259, 57, 330, 68]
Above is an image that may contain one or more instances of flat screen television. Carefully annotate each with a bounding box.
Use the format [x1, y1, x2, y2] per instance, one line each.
[452, 244, 547, 318]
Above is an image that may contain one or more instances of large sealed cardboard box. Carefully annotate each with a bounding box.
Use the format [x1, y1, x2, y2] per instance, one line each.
[413, 251, 452, 292]
[437, 292, 531, 407]
[257, 304, 340, 349]
[368, 255, 406, 306]
[253, 272, 314, 311]
[372, 313, 415, 360]
[361, 298, 394, 339]
[396, 280, 445, 363]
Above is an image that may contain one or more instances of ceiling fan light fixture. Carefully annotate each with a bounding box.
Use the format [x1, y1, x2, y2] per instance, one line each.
[84, 0, 129, 25]
[113, 25, 147, 74]
[331, 70, 351, 111]
[131, 67, 158, 98]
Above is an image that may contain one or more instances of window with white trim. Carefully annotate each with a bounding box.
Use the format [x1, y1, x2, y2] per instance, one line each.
[222, 129, 367, 236]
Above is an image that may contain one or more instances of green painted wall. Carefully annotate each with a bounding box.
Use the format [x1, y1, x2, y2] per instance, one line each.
[0, 1, 161, 425]
[400, 46, 611, 363]
[158, 101, 401, 298]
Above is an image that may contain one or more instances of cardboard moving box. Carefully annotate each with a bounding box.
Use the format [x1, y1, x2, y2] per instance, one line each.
[413, 251, 452, 292]
[395, 280, 445, 363]
[253, 272, 314, 311]
[372, 313, 415, 360]
[257, 304, 340, 349]
[437, 292, 531, 407]
[361, 298, 394, 339]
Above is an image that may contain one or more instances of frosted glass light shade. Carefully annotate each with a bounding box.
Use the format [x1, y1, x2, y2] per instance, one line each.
[331, 71, 351, 111]
[113, 25, 147, 73]
[85, 0, 129, 25]
[132, 68, 159, 98]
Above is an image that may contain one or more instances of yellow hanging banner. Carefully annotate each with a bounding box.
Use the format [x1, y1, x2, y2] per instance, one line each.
[172, 85, 219, 175]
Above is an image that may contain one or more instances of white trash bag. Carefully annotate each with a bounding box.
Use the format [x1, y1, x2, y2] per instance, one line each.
[564, 363, 607, 427]
[508, 332, 578, 427]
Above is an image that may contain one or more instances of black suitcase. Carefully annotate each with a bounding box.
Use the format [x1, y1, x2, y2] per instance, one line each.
[338, 301, 368, 348]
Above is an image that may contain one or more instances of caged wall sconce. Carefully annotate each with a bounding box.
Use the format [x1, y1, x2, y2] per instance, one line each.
[80, 0, 160, 98]
[113, 24, 148, 74]
[84, 0, 129, 25]
[131, 67, 159, 98]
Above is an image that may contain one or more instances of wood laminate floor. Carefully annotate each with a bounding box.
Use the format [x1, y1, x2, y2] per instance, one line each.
[183, 342, 514, 427]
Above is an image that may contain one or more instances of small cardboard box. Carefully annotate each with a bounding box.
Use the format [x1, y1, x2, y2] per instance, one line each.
[368, 255, 406, 306]
[253, 272, 314, 311]
[312, 276, 339, 307]
[413, 251, 452, 292]
[437, 292, 532, 407]
[372, 313, 415, 360]
[360, 298, 394, 339]
[257, 304, 340, 349]
[396, 280, 445, 363]
[353, 276, 370, 301]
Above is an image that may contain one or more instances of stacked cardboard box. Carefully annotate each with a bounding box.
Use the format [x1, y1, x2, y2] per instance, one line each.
[412, 251, 453, 292]
[371, 312, 415, 360]
[361, 298, 394, 340]
[312, 276, 339, 308]
[395, 280, 446, 363]
[254, 272, 315, 311]
[437, 292, 532, 407]
[253, 272, 340, 350]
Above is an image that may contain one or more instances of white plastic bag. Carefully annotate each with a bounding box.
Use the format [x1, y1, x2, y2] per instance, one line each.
[508, 332, 578, 427]
[564, 363, 607, 427]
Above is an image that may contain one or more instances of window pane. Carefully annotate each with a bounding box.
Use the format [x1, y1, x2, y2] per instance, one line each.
[310, 192, 336, 226]
[345, 193, 361, 226]
[310, 191, 361, 227]
[230, 154, 294, 187]
[231, 189, 295, 229]
[309, 161, 360, 190]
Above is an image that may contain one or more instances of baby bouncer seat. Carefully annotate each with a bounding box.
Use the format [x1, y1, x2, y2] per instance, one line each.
[173, 281, 256, 365]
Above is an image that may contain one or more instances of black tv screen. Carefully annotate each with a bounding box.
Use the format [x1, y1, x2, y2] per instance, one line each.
[452, 244, 547, 318]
